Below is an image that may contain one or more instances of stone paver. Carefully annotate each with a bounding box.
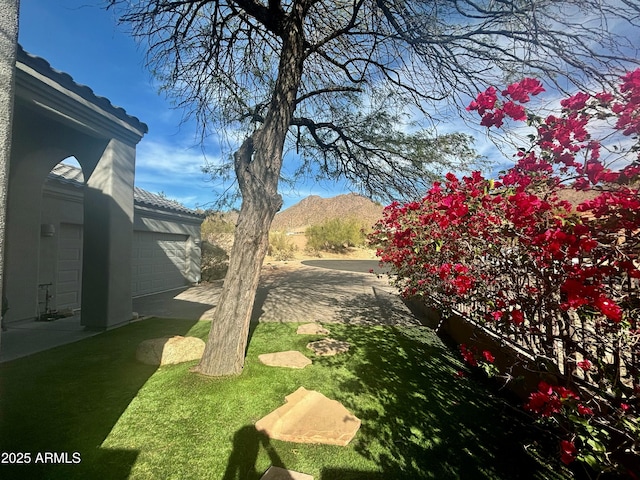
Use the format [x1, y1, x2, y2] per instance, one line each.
[258, 351, 312, 369]
[296, 323, 330, 335]
[306, 338, 350, 356]
[260, 466, 314, 480]
[255, 387, 361, 446]
[135, 336, 205, 366]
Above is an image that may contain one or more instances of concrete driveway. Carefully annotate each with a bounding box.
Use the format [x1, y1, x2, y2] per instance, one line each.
[0, 260, 417, 362]
[254, 260, 412, 326]
[301, 259, 389, 274]
[133, 259, 402, 325]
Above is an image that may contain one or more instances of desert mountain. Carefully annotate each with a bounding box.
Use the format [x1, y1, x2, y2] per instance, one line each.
[271, 193, 384, 232]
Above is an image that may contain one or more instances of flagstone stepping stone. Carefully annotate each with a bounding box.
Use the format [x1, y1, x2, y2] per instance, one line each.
[258, 351, 312, 369]
[296, 323, 330, 335]
[255, 387, 361, 446]
[135, 336, 205, 366]
[260, 466, 314, 480]
[306, 338, 350, 356]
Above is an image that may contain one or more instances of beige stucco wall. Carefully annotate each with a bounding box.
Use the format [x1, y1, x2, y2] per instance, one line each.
[0, 0, 19, 341]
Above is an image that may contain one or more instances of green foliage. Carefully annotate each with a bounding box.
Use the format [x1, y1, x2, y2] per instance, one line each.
[267, 231, 297, 261]
[305, 218, 367, 252]
[200, 241, 229, 281]
[0, 319, 570, 479]
[200, 212, 235, 241]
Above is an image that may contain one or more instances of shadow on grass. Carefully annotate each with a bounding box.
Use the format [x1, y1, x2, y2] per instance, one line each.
[222, 425, 294, 480]
[246, 263, 567, 477]
[0, 317, 199, 479]
[315, 324, 571, 480]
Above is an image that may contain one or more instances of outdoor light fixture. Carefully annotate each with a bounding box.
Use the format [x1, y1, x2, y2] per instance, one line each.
[40, 224, 55, 237]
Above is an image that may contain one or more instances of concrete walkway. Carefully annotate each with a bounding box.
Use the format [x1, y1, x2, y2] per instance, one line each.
[0, 260, 418, 363]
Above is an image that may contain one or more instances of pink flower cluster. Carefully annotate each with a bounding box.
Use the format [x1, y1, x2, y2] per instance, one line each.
[524, 381, 581, 417]
[373, 70, 640, 328]
[525, 381, 599, 465]
[459, 344, 495, 368]
[467, 78, 544, 127]
[371, 70, 640, 474]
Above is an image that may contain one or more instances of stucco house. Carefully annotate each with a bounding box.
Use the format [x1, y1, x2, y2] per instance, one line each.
[39, 163, 203, 315]
[3, 45, 203, 330]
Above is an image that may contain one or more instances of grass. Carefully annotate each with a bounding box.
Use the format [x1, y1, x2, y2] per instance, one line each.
[0, 318, 574, 479]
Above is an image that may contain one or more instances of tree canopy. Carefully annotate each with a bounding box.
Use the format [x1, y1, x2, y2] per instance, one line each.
[107, 0, 640, 377]
[109, 0, 640, 201]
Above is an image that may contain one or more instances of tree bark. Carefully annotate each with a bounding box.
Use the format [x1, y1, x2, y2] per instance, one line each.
[191, 136, 283, 376]
[192, 8, 307, 376]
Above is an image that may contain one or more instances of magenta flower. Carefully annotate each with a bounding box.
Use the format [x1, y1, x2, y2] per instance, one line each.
[560, 440, 577, 465]
[482, 350, 495, 363]
[577, 359, 592, 371]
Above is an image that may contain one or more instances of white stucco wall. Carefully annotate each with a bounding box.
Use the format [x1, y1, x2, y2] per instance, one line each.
[32, 179, 203, 316]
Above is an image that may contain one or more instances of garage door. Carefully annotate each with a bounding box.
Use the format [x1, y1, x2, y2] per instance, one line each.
[56, 223, 83, 311]
[132, 231, 189, 296]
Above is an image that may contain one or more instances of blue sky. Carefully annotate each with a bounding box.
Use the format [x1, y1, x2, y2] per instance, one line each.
[18, 0, 359, 210]
[18, 2, 639, 212]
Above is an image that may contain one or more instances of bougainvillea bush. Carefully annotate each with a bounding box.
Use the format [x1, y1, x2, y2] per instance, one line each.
[370, 71, 640, 475]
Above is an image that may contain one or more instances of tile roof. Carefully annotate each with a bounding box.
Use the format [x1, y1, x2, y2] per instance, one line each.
[47, 163, 203, 217]
[17, 44, 148, 135]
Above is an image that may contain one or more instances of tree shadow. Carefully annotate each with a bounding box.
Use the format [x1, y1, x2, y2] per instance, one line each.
[315, 321, 573, 479]
[222, 425, 293, 480]
[0, 317, 199, 479]
[132, 282, 224, 320]
[250, 264, 415, 326]
[245, 261, 575, 478]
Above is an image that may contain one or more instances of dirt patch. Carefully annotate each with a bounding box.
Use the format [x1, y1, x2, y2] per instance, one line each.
[263, 232, 377, 272]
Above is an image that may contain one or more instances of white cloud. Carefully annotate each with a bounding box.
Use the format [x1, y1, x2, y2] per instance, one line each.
[133, 136, 225, 208]
[136, 138, 215, 176]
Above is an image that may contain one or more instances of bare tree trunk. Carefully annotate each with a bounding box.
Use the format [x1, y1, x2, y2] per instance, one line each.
[191, 136, 283, 376]
[192, 10, 306, 376]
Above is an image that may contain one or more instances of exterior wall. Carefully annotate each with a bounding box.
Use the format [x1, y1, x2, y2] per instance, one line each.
[133, 207, 202, 287]
[4, 107, 104, 324]
[0, 0, 19, 341]
[24, 180, 203, 321]
[80, 138, 137, 329]
[4, 143, 76, 323]
[8, 47, 147, 330]
[39, 184, 84, 313]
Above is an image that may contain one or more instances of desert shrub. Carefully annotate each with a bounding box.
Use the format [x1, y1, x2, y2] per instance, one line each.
[201, 211, 236, 255]
[200, 241, 229, 281]
[201, 212, 235, 240]
[305, 217, 367, 252]
[268, 231, 297, 261]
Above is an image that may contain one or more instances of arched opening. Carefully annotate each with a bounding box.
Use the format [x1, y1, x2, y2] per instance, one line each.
[2, 46, 147, 336]
[37, 157, 85, 320]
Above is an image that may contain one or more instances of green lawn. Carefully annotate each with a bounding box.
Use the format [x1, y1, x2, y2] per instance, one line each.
[0, 318, 572, 479]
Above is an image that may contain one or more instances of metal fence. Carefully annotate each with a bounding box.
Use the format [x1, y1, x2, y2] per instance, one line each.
[430, 261, 639, 396]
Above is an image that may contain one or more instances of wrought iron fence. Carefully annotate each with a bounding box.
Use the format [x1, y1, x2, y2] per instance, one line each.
[429, 259, 639, 397]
